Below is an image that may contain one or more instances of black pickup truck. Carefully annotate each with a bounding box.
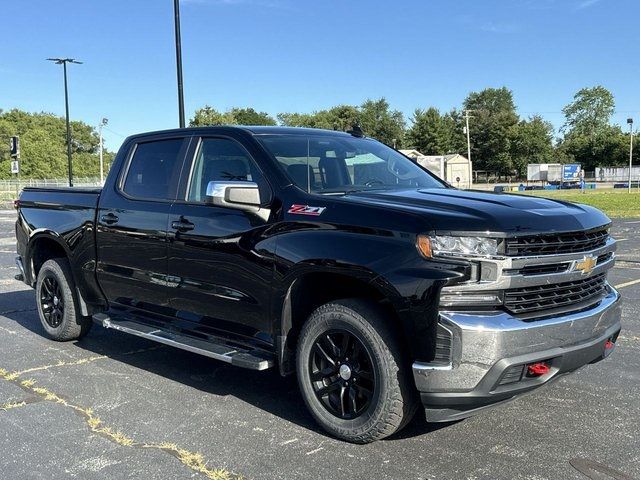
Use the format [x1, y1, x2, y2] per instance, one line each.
[15, 126, 621, 443]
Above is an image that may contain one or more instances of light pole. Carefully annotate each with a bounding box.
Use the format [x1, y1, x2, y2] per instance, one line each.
[47, 58, 82, 187]
[174, 0, 186, 128]
[98, 118, 108, 185]
[628, 118, 634, 193]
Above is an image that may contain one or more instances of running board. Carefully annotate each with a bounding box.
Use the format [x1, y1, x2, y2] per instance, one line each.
[92, 313, 274, 370]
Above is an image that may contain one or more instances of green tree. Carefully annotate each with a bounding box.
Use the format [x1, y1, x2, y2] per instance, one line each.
[406, 107, 447, 154]
[358, 98, 406, 147]
[510, 116, 555, 176]
[463, 87, 519, 174]
[228, 107, 276, 126]
[558, 86, 622, 171]
[190, 106, 276, 126]
[406, 107, 465, 155]
[277, 112, 318, 127]
[0, 109, 113, 180]
[278, 100, 404, 146]
[278, 105, 360, 131]
[562, 86, 615, 137]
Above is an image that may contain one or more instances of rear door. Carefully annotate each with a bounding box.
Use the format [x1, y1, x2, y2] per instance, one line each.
[167, 136, 275, 344]
[96, 135, 191, 317]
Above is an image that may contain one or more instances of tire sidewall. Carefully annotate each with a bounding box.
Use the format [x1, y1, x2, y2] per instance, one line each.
[297, 308, 395, 439]
[36, 259, 78, 339]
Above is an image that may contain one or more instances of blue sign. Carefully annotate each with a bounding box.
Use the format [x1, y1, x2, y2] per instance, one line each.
[563, 164, 581, 181]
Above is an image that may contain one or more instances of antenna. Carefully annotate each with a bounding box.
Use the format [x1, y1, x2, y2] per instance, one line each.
[347, 125, 364, 138]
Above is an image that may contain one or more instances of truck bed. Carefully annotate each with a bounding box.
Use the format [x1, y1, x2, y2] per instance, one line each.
[21, 186, 102, 194]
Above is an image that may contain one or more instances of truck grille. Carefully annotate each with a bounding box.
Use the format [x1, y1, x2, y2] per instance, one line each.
[505, 227, 609, 256]
[504, 273, 607, 315]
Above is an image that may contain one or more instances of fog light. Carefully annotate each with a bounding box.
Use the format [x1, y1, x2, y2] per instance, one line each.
[439, 291, 502, 307]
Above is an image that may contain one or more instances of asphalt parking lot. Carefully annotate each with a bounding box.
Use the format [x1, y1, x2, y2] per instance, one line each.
[0, 210, 639, 480]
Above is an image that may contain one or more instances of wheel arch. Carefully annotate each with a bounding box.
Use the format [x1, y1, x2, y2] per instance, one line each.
[26, 232, 92, 317]
[27, 231, 71, 284]
[276, 270, 410, 375]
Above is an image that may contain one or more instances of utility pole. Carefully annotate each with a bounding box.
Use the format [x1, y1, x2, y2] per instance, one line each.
[174, 0, 186, 128]
[463, 110, 473, 187]
[463, 110, 472, 163]
[47, 58, 82, 187]
[628, 118, 634, 193]
[98, 118, 108, 185]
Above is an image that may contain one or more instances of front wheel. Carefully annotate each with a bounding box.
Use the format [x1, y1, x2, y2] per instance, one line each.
[296, 299, 417, 443]
[36, 258, 92, 341]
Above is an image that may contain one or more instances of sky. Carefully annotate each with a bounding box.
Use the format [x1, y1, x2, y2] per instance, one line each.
[1, 0, 639, 151]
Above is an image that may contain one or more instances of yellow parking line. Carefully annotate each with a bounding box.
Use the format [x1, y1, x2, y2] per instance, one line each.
[0, 400, 27, 411]
[0, 367, 241, 480]
[614, 278, 640, 289]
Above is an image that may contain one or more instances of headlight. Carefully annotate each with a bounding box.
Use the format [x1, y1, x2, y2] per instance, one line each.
[430, 235, 498, 257]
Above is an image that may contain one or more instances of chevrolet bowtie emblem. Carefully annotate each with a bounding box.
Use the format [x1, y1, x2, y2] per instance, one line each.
[574, 255, 597, 275]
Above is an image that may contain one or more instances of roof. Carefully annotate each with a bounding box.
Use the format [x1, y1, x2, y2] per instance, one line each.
[125, 125, 355, 141]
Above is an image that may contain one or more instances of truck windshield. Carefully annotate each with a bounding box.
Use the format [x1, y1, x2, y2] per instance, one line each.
[257, 134, 446, 194]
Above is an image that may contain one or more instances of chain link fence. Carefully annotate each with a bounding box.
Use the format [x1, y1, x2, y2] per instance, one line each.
[0, 177, 102, 202]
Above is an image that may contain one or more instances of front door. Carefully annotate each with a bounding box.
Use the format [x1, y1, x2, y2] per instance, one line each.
[167, 136, 274, 345]
[97, 136, 190, 317]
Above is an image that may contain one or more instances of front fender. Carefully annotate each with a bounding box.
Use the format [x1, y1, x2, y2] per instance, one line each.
[270, 226, 466, 369]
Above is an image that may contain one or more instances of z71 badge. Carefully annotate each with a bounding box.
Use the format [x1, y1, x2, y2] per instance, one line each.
[288, 204, 326, 216]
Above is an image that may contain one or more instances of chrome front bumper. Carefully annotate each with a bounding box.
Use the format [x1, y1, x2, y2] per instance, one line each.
[413, 286, 622, 422]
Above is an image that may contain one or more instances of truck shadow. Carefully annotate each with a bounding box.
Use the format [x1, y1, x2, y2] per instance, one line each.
[0, 288, 456, 442]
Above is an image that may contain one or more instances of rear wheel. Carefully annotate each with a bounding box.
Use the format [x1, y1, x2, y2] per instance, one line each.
[296, 299, 417, 443]
[36, 258, 92, 341]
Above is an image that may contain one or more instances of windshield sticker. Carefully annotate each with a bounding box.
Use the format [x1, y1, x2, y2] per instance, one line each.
[288, 204, 326, 216]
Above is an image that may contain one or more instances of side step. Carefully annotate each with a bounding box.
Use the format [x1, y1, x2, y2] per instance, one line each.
[92, 313, 274, 371]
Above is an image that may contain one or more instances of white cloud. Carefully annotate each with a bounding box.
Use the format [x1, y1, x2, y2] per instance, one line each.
[481, 22, 520, 34]
[577, 0, 602, 9]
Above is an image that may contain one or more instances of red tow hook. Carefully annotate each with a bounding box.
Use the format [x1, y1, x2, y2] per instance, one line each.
[605, 340, 615, 350]
[527, 362, 550, 376]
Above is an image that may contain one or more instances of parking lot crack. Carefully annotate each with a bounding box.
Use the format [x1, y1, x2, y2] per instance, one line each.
[15, 345, 163, 375]
[0, 367, 243, 480]
[0, 394, 44, 411]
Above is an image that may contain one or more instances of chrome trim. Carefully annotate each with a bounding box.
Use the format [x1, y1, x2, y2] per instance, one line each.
[441, 237, 616, 293]
[413, 287, 621, 393]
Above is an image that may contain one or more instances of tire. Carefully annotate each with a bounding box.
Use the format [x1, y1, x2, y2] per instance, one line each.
[35, 258, 92, 341]
[296, 298, 418, 443]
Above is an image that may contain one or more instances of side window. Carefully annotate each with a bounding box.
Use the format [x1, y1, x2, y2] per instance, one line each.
[122, 138, 185, 200]
[187, 138, 269, 203]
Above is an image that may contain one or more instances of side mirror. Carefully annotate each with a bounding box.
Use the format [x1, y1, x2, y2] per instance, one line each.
[205, 181, 262, 212]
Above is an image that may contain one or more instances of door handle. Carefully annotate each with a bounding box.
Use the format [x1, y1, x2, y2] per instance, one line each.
[100, 213, 119, 225]
[171, 218, 195, 232]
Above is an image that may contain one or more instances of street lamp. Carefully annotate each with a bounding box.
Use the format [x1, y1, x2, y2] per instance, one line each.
[98, 118, 108, 185]
[47, 58, 82, 187]
[628, 118, 634, 193]
[174, 0, 186, 128]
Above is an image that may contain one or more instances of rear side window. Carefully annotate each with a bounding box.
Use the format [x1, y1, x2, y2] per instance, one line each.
[122, 139, 186, 200]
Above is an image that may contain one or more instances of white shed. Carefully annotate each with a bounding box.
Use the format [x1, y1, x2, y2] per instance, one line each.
[400, 151, 472, 189]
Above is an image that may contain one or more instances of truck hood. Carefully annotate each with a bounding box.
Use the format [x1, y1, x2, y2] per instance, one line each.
[341, 188, 610, 235]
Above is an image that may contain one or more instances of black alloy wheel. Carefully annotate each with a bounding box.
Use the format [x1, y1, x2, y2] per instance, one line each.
[40, 275, 64, 328]
[309, 329, 376, 420]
